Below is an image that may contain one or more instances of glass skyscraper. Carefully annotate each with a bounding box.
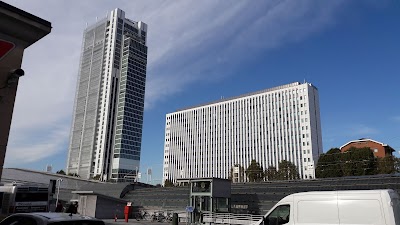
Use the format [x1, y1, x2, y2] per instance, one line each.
[67, 9, 147, 182]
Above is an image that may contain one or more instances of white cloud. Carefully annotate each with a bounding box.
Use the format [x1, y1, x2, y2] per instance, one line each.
[348, 124, 379, 136]
[5, 124, 69, 166]
[2, 0, 364, 166]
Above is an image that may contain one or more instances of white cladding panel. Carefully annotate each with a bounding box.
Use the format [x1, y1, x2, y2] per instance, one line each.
[163, 82, 322, 184]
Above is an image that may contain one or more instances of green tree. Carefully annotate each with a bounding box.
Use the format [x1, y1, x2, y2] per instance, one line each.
[316, 148, 343, 178]
[341, 147, 376, 176]
[395, 157, 400, 172]
[277, 160, 300, 180]
[56, 170, 66, 175]
[246, 160, 264, 182]
[377, 156, 397, 174]
[164, 179, 174, 187]
[265, 166, 279, 181]
[67, 173, 80, 178]
[92, 174, 101, 180]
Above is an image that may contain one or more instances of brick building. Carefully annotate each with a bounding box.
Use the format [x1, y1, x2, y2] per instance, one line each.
[340, 138, 395, 158]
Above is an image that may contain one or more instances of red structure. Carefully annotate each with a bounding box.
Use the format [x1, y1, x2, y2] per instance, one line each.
[124, 204, 132, 222]
[340, 138, 395, 158]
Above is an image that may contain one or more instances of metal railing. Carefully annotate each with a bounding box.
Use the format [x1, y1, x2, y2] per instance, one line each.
[202, 212, 263, 225]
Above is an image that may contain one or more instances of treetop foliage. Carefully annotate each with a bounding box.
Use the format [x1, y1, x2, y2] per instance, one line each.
[316, 147, 399, 178]
[164, 179, 174, 187]
[245, 159, 300, 182]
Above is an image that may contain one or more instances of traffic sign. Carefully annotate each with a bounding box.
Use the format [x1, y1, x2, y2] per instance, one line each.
[185, 206, 194, 212]
[0, 39, 15, 61]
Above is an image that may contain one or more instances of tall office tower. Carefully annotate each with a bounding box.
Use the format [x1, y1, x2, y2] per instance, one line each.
[66, 9, 148, 181]
[163, 82, 322, 184]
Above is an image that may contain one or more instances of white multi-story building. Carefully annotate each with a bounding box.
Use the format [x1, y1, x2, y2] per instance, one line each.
[163, 82, 322, 184]
[67, 9, 148, 181]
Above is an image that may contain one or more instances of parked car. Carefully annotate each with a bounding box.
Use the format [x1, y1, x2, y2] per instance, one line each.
[262, 189, 400, 225]
[0, 212, 105, 225]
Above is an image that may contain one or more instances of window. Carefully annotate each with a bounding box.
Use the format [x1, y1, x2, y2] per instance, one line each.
[264, 204, 290, 225]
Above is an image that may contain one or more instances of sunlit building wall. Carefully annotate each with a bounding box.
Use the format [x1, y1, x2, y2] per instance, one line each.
[67, 8, 148, 181]
[163, 82, 322, 184]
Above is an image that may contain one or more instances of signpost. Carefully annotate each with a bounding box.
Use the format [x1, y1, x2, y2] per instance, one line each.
[185, 206, 194, 225]
[185, 206, 194, 213]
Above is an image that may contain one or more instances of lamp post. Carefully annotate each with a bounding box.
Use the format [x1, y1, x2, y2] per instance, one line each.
[123, 167, 139, 183]
[55, 178, 63, 209]
[135, 166, 139, 183]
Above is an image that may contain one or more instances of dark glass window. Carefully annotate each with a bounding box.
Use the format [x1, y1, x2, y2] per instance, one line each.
[15, 192, 48, 202]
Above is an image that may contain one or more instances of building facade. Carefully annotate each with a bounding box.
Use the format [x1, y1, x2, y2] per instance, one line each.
[0, 1, 51, 179]
[340, 138, 394, 158]
[163, 82, 323, 184]
[67, 9, 148, 181]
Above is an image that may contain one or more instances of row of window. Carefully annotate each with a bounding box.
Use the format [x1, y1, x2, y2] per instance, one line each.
[113, 153, 140, 160]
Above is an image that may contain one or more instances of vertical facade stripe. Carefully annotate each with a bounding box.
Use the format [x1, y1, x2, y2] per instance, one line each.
[163, 82, 322, 184]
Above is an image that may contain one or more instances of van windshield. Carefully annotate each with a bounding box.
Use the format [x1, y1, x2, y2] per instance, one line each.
[265, 205, 290, 225]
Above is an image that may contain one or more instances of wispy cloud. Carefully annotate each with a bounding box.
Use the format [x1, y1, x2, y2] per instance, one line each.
[143, 0, 350, 108]
[348, 124, 379, 136]
[6, 124, 69, 166]
[393, 116, 400, 122]
[2, 0, 370, 167]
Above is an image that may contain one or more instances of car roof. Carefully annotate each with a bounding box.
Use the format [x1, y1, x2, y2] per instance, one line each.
[8, 213, 101, 222]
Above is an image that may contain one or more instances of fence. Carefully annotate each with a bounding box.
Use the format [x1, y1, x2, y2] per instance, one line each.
[202, 212, 264, 225]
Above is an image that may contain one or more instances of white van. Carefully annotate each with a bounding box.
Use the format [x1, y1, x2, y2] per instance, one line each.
[261, 189, 400, 225]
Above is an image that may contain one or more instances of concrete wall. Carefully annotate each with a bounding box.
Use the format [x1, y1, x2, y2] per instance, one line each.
[1, 168, 129, 202]
[124, 186, 189, 212]
[123, 174, 400, 215]
[78, 195, 97, 217]
[95, 196, 127, 219]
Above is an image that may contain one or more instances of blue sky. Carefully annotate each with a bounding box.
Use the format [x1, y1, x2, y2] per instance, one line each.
[3, 0, 400, 184]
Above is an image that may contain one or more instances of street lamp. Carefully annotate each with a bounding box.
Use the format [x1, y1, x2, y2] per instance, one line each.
[123, 167, 139, 183]
[55, 178, 63, 209]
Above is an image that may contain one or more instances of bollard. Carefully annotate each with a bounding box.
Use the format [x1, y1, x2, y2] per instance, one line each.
[172, 213, 178, 225]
